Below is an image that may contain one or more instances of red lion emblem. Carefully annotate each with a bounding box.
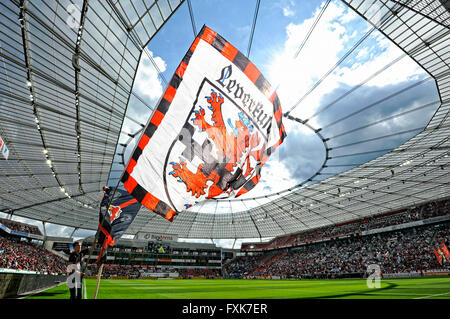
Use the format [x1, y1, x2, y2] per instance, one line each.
[108, 205, 122, 223]
[169, 90, 262, 201]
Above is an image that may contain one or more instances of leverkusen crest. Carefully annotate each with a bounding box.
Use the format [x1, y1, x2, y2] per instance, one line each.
[164, 78, 268, 212]
[108, 205, 122, 223]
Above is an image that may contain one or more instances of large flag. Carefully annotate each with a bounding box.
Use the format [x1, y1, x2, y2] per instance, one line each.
[121, 25, 286, 221]
[0, 136, 9, 160]
[434, 248, 443, 264]
[97, 187, 142, 262]
[440, 242, 450, 258]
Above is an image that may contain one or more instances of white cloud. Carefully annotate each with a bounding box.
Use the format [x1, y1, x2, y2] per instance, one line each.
[278, 0, 296, 17]
[283, 7, 295, 17]
[337, 33, 425, 87]
[133, 51, 166, 102]
[267, 1, 425, 121]
[120, 50, 167, 164]
[355, 47, 369, 59]
[339, 5, 358, 24]
[44, 223, 74, 237]
[240, 156, 299, 198]
[178, 237, 273, 249]
[268, 1, 353, 121]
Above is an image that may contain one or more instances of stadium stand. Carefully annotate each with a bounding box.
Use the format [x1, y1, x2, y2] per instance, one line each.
[95, 264, 141, 279]
[227, 224, 449, 279]
[228, 198, 450, 279]
[179, 268, 221, 279]
[0, 218, 42, 236]
[0, 236, 65, 274]
[226, 256, 260, 277]
[0, 232, 222, 283]
[241, 198, 450, 251]
[86, 264, 221, 280]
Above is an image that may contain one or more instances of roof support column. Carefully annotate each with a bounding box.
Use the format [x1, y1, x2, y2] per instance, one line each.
[42, 221, 47, 239]
[70, 227, 79, 239]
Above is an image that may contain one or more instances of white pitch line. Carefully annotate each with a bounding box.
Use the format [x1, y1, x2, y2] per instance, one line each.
[413, 291, 450, 299]
[365, 291, 423, 296]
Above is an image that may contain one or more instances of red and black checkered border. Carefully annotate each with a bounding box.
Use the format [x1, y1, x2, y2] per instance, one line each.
[122, 25, 287, 220]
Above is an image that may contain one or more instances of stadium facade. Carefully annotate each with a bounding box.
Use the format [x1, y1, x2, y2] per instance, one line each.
[0, 0, 449, 241]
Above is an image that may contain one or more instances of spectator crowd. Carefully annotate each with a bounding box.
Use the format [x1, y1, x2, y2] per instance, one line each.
[0, 236, 66, 274]
[88, 264, 221, 279]
[226, 223, 450, 278]
[179, 268, 220, 278]
[242, 198, 450, 251]
[0, 218, 42, 236]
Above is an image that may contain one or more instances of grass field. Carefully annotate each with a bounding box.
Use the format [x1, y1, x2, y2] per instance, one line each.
[25, 277, 450, 299]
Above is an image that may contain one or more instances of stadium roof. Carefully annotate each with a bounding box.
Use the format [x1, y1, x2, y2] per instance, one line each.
[0, 0, 183, 227]
[0, 0, 449, 239]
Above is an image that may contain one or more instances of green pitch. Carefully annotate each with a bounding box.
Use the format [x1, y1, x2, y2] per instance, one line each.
[25, 277, 450, 299]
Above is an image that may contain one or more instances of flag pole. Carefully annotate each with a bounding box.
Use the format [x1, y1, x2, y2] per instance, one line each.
[80, 181, 122, 297]
[80, 178, 123, 293]
[80, 93, 163, 295]
[80, 118, 149, 288]
[93, 263, 104, 299]
[81, 50, 172, 294]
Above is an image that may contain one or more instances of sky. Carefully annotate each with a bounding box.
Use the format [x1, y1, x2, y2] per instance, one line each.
[1, 0, 440, 249]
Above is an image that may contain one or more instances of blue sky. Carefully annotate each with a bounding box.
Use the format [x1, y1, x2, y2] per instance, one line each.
[1, 0, 440, 248]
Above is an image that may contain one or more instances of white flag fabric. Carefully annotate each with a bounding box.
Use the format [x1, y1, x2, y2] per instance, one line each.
[2, 144, 8, 160]
[0, 136, 8, 160]
[122, 26, 286, 222]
